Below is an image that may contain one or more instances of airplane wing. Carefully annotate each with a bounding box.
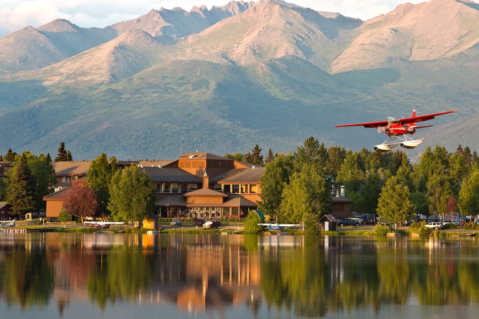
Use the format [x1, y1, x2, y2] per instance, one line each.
[397, 110, 457, 125]
[336, 120, 389, 128]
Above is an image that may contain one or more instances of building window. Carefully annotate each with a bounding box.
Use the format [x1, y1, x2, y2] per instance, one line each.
[250, 184, 257, 193]
[171, 183, 179, 193]
[156, 184, 162, 193]
[188, 183, 198, 192]
[163, 183, 171, 193]
[232, 184, 240, 194]
[62, 176, 70, 183]
[223, 185, 231, 194]
[241, 184, 248, 193]
[73, 176, 79, 180]
[214, 184, 222, 192]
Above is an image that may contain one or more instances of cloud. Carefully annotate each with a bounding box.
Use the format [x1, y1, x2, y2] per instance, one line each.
[0, 0, 432, 37]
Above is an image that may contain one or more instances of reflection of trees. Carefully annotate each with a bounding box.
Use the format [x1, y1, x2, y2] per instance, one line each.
[377, 248, 410, 304]
[87, 248, 155, 310]
[1, 248, 54, 309]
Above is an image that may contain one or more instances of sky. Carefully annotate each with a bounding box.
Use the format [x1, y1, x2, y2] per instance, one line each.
[0, 0, 428, 36]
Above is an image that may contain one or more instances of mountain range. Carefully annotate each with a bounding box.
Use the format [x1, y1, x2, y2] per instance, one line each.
[0, 0, 477, 159]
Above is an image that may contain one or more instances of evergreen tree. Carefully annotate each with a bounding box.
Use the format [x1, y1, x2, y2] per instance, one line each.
[4, 149, 16, 161]
[108, 165, 156, 223]
[463, 146, 472, 167]
[244, 152, 253, 164]
[46, 153, 52, 162]
[55, 142, 72, 161]
[376, 176, 415, 228]
[327, 146, 346, 179]
[455, 144, 464, 156]
[411, 191, 429, 216]
[426, 174, 452, 216]
[0, 155, 3, 161]
[0, 178, 6, 201]
[250, 144, 264, 166]
[336, 150, 365, 193]
[88, 153, 118, 217]
[294, 136, 328, 172]
[6, 153, 35, 215]
[258, 153, 294, 217]
[265, 149, 275, 164]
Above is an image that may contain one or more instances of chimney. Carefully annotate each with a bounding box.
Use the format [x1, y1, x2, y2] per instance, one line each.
[340, 185, 345, 197]
[203, 172, 209, 189]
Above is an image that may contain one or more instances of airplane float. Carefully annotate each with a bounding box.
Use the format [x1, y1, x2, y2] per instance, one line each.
[84, 221, 125, 229]
[336, 110, 457, 152]
[0, 220, 16, 228]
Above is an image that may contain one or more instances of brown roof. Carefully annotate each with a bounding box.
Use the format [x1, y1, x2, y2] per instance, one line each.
[0, 202, 8, 209]
[211, 167, 265, 183]
[155, 195, 187, 207]
[43, 188, 72, 200]
[53, 161, 91, 176]
[222, 195, 258, 207]
[183, 188, 228, 197]
[178, 153, 231, 160]
[142, 167, 202, 183]
[138, 160, 175, 167]
[319, 214, 338, 222]
[331, 196, 353, 203]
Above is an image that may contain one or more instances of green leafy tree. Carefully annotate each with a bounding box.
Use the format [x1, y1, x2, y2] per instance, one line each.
[244, 211, 263, 234]
[426, 175, 452, 216]
[26, 152, 56, 212]
[6, 153, 35, 215]
[327, 145, 346, 179]
[458, 170, 479, 216]
[258, 153, 294, 217]
[279, 164, 331, 225]
[377, 176, 415, 228]
[108, 165, 156, 223]
[88, 153, 118, 217]
[224, 152, 245, 161]
[411, 191, 430, 216]
[337, 150, 365, 193]
[361, 172, 383, 216]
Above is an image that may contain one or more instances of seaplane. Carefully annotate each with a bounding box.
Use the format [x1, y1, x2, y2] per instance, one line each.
[0, 219, 16, 229]
[258, 223, 301, 231]
[84, 221, 125, 229]
[336, 110, 457, 152]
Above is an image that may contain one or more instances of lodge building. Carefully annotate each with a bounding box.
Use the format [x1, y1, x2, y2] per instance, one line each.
[2, 151, 351, 220]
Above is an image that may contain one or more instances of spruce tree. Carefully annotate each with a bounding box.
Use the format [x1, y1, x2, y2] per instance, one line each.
[265, 149, 275, 164]
[66, 150, 73, 161]
[55, 142, 67, 161]
[6, 153, 35, 215]
[4, 149, 16, 161]
[0, 155, 3, 161]
[46, 153, 52, 162]
[251, 144, 264, 166]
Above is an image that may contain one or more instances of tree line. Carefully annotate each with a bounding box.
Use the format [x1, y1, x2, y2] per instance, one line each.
[253, 137, 479, 228]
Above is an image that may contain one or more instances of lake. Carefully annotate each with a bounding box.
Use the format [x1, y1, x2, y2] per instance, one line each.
[1, 233, 479, 319]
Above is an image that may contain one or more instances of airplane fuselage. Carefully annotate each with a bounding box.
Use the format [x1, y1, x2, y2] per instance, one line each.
[385, 123, 416, 137]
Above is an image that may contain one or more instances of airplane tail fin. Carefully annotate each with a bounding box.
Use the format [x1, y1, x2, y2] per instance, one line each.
[412, 109, 416, 118]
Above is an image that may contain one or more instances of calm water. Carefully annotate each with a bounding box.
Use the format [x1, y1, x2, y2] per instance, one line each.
[1, 233, 479, 319]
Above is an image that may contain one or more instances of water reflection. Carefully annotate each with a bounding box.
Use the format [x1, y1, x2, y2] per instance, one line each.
[0, 234, 479, 318]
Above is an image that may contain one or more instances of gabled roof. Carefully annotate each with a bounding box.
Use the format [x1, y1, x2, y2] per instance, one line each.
[178, 153, 231, 160]
[183, 188, 228, 197]
[319, 214, 338, 222]
[43, 188, 72, 200]
[0, 202, 9, 209]
[155, 195, 187, 207]
[210, 167, 265, 183]
[53, 161, 91, 176]
[222, 195, 258, 207]
[141, 167, 202, 183]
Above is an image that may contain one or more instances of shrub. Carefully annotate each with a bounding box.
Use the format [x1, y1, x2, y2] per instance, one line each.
[58, 209, 72, 222]
[243, 212, 263, 234]
[442, 224, 457, 230]
[418, 223, 431, 236]
[304, 214, 319, 235]
[374, 224, 390, 236]
[464, 223, 477, 230]
[410, 221, 421, 229]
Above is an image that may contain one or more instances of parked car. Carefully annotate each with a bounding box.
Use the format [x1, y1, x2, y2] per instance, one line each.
[338, 218, 360, 226]
[194, 219, 207, 226]
[452, 220, 461, 226]
[441, 219, 451, 225]
[203, 219, 221, 229]
[425, 222, 442, 230]
[170, 219, 182, 226]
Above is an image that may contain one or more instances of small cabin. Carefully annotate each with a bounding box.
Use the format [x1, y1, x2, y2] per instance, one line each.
[319, 214, 338, 231]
